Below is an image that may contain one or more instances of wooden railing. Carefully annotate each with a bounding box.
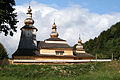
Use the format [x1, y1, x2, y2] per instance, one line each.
[13, 59, 112, 63]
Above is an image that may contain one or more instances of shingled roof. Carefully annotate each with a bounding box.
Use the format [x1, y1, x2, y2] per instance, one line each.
[45, 37, 66, 41]
[12, 49, 40, 56]
[74, 52, 94, 58]
[21, 25, 38, 31]
[37, 41, 72, 49]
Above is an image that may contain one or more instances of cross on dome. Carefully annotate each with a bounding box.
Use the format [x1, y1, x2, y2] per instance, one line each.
[24, 3, 34, 26]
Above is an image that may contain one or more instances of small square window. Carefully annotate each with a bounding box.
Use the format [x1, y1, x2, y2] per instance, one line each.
[56, 51, 64, 55]
[60, 53, 63, 55]
[56, 53, 59, 55]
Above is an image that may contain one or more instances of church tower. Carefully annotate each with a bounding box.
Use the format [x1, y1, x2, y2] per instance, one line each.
[38, 21, 73, 56]
[12, 6, 39, 58]
[44, 21, 67, 43]
[50, 22, 59, 38]
[18, 6, 38, 49]
[76, 35, 86, 53]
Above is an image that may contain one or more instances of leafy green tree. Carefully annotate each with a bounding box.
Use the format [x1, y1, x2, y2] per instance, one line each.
[73, 44, 77, 50]
[0, 0, 18, 36]
[83, 22, 120, 59]
[0, 43, 8, 59]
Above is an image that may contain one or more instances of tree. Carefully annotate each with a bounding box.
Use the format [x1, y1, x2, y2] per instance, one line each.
[0, 43, 8, 59]
[0, 0, 18, 36]
[83, 22, 120, 59]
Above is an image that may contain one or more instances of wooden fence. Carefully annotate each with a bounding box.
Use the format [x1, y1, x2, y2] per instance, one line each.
[13, 59, 112, 63]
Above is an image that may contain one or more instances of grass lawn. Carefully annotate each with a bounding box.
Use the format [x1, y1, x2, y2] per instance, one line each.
[0, 61, 120, 80]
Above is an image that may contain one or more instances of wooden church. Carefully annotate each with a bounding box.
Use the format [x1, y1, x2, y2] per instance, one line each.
[12, 6, 94, 63]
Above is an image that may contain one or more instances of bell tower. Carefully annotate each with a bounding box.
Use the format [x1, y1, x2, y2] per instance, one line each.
[12, 6, 38, 58]
[18, 6, 38, 49]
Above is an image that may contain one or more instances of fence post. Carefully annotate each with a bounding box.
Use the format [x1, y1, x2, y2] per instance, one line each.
[95, 54, 97, 65]
[111, 53, 114, 61]
[96, 54, 97, 60]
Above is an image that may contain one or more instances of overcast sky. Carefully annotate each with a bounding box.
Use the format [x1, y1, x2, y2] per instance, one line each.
[0, 0, 120, 57]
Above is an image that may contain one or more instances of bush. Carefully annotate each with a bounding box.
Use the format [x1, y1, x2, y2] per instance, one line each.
[0, 43, 8, 60]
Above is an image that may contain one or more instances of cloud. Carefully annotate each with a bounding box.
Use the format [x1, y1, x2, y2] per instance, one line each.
[0, 1, 120, 57]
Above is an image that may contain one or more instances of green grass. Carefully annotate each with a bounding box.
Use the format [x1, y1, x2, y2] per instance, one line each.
[0, 61, 120, 80]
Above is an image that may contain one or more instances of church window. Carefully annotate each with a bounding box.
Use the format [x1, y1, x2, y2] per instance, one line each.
[56, 51, 64, 55]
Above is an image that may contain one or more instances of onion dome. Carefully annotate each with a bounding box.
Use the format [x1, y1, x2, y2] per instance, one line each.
[52, 22, 57, 29]
[78, 38, 82, 44]
[24, 6, 34, 25]
[50, 22, 59, 38]
[76, 36, 83, 51]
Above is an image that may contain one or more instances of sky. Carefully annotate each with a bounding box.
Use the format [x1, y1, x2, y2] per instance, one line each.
[1, 0, 120, 57]
[15, 0, 120, 14]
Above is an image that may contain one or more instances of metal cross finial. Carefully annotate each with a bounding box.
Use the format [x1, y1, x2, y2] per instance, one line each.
[29, 1, 31, 8]
[53, 19, 55, 24]
[79, 34, 81, 40]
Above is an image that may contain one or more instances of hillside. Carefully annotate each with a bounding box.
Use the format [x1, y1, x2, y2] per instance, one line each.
[84, 22, 120, 59]
[0, 61, 120, 80]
